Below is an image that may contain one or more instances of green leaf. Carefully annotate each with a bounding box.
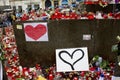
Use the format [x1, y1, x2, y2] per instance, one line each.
[100, 60, 109, 69]
[92, 55, 99, 62]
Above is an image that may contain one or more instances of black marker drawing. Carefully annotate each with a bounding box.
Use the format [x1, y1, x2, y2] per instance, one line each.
[59, 49, 85, 70]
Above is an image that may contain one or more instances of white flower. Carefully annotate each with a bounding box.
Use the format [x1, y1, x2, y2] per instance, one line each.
[118, 62, 120, 66]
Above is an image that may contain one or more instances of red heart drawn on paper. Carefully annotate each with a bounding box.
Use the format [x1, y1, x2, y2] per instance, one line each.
[24, 24, 47, 40]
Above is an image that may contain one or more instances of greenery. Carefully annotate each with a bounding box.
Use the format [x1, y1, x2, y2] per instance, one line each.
[100, 60, 109, 69]
[91, 55, 110, 70]
[0, 43, 6, 61]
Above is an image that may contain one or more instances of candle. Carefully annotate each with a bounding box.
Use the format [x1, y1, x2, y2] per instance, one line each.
[49, 74, 53, 80]
[80, 71, 85, 77]
[73, 77, 78, 80]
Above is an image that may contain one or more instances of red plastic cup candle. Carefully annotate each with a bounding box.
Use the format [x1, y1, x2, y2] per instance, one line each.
[73, 77, 78, 80]
[49, 74, 53, 80]
[80, 71, 85, 77]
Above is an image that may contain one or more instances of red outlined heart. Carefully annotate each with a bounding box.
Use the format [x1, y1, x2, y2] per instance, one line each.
[24, 24, 47, 40]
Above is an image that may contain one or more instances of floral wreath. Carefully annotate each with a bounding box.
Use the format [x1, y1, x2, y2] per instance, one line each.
[99, 0, 108, 7]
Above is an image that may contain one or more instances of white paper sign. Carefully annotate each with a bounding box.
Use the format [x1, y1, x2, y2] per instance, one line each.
[24, 22, 48, 41]
[83, 34, 91, 40]
[56, 47, 89, 72]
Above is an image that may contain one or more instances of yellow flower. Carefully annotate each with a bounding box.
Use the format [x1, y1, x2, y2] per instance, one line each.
[36, 75, 46, 80]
